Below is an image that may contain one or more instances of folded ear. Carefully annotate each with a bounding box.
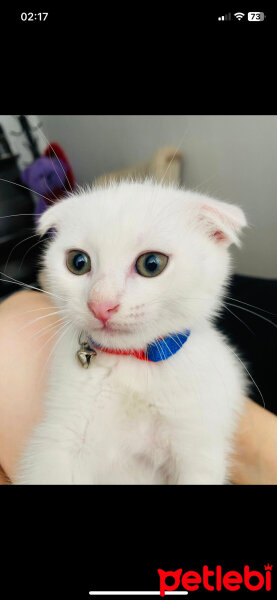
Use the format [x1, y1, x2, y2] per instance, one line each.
[37, 202, 62, 236]
[197, 196, 247, 247]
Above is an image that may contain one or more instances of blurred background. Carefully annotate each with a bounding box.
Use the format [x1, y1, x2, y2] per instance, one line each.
[0, 114, 276, 299]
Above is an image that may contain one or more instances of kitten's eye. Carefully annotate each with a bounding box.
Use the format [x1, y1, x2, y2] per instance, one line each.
[135, 252, 168, 277]
[66, 250, 91, 275]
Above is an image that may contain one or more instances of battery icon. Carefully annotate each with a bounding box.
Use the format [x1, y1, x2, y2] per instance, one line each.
[248, 12, 265, 21]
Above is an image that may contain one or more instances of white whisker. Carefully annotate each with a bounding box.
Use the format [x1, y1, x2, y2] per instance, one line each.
[37, 321, 73, 385]
[226, 302, 277, 329]
[18, 310, 67, 333]
[225, 295, 277, 317]
[43, 174, 59, 200]
[17, 237, 46, 274]
[4, 232, 40, 274]
[223, 304, 255, 335]
[228, 346, 265, 409]
[159, 131, 188, 185]
[0, 271, 66, 301]
[0, 177, 56, 205]
[35, 319, 71, 363]
[35, 122, 73, 193]
[27, 316, 68, 342]
[0, 213, 37, 219]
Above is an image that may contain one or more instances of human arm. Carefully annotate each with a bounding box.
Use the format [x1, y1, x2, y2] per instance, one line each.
[0, 290, 277, 484]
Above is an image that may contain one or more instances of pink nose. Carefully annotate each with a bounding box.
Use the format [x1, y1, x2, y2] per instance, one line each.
[88, 300, 120, 323]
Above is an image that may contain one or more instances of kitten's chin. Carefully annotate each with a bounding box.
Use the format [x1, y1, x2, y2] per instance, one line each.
[86, 316, 194, 350]
[87, 325, 147, 350]
[93, 322, 133, 335]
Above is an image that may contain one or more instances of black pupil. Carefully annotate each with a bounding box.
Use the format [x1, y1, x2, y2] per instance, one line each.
[145, 255, 158, 272]
[73, 253, 87, 270]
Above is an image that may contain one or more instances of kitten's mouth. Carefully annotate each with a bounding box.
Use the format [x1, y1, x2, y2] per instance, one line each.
[94, 322, 132, 334]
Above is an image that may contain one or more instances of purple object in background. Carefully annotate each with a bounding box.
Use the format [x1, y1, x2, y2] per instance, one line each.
[21, 157, 67, 223]
[34, 196, 48, 222]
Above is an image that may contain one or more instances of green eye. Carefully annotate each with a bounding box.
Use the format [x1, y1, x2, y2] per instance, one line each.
[66, 250, 91, 275]
[135, 252, 168, 277]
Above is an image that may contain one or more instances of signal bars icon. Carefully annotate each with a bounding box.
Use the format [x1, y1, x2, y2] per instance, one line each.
[218, 12, 246, 21]
[218, 13, 231, 20]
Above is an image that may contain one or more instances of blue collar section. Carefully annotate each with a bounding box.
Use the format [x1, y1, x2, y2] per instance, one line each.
[146, 329, 191, 362]
[87, 329, 191, 363]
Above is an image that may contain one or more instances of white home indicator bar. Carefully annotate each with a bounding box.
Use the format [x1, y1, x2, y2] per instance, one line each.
[89, 593, 188, 596]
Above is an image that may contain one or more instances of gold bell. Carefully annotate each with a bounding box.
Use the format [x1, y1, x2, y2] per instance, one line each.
[76, 343, 97, 368]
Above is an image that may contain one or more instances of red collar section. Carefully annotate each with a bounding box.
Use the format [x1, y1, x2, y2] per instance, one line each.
[88, 330, 191, 363]
[94, 346, 148, 361]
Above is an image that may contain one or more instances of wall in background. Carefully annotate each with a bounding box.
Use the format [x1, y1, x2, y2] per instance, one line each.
[37, 115, 277, 279]
[0, 115, 45, 171]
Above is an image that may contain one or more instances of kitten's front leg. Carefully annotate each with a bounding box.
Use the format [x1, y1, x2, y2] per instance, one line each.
[177, 468, 226, 485]
[14, 423, 95, 485]
[176, 443, 227, 485]
[15, 443, 75, 485]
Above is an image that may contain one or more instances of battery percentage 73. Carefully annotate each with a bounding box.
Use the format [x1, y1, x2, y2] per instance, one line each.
[248, 12, 265, 21]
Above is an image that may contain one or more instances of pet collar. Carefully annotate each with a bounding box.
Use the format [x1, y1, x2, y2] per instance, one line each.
[76, 330, 191, 368]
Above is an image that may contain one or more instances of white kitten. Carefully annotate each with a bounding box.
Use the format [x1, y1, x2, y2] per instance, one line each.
[15, 180, 248, 484]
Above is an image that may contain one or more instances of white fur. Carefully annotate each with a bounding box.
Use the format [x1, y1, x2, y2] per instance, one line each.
[15, 181, 248, 484]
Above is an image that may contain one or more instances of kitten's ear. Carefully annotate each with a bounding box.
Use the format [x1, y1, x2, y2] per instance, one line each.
[196, 197, 247, 247]
[37, 203, 62, 236]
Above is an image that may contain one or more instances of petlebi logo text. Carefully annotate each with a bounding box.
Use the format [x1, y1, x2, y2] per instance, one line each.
[158, 564, 273, 595]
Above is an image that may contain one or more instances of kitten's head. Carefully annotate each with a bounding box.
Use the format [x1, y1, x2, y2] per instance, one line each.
[38, 181, 247, 349]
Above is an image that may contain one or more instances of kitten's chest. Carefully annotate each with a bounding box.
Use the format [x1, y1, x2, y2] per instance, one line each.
[52, 351, 173, 453]
[52, 342, 194, 422]
[80, 355, 161, 420]
[56, 357, 172, 477]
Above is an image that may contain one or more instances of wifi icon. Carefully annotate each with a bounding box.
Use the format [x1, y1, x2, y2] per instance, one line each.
[234, 12, 245, 20]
